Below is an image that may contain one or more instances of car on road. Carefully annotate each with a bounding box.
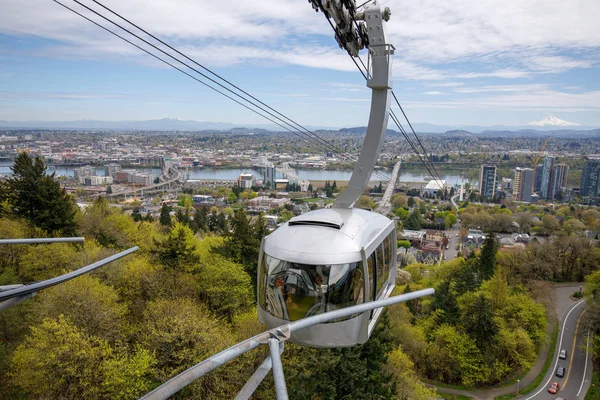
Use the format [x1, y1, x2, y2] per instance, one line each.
[548, 382, 560, 394]
[559, 349, 567, 359]
[556, 366, 565, 377]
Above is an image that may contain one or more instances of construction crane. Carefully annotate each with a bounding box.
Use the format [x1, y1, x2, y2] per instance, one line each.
[532, 136, 550, 191]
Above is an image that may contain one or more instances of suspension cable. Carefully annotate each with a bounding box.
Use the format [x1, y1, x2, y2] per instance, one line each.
[57, 0, 390, 182]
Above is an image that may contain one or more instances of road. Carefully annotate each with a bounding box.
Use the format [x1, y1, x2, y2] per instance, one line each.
[519, 287, 593, 400]
[432, 285, 592, 400]
[443, 229, 460, 261]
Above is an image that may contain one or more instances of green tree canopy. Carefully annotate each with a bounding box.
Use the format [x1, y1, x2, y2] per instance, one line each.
[6, 152, 77, 235]
[11, 315, 154, 400]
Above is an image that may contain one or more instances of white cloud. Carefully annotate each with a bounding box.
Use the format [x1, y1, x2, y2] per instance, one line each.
[423, 91, 444, 95]
[1, 0, 597, 80]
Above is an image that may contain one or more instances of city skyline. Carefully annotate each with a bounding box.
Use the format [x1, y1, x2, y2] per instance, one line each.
[1, 0, 599, 127]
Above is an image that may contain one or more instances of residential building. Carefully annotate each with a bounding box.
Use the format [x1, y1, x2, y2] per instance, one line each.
[479, 164, 497, 199]
[553, 163, 569, 196]
[83, 175, 113, 186]
[513, 167, 534, 202]
[580, 156, 600, 197]
[74, 166, 95, 183]
[540, 156, 556, 200]
[237, 173, 255, 189]
[104, 163, 121, 179]
[263, 166, 276, 189]
[534, 163, 543, 192]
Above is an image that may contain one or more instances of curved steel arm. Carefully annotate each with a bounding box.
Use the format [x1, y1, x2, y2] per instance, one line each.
[140, 288, 434, 400]
[334, 3, 393, 209]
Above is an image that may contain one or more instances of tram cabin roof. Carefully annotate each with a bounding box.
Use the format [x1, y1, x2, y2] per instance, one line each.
[264, 208, 392, 266]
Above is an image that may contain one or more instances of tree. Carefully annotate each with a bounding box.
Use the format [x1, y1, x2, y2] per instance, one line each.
[459, 292, 499, 349]
[307, 183, 313, 192]
[563, 218, 585, 236]
[404, 210, 422, 230]
[222, 209, 262, 288]
[197, 256, 253, 320]
[385, 347, 438, 400]
[514, 212, 535, 233]
[6, 152, 77, 235]
[407, 196, 415, 207]
[140, 298, 236, 397]
[11, 315, 154, 400]
[195, 207, 208, 231]
[396, 207, 409, 220]
[479, 232, 498, 281]
[35, 274, 128, 342]
[227, 192, 238, 203]
[286, 311, 396, 399]
[431, 280, 460, 325]
[356, 195, 376, 209]
[540, 214, 559, 236]
[444, 213, 457, 229]
[159, 203, 171, 227]
[152, 223, 199, 272]
[391, 194, 408, 209]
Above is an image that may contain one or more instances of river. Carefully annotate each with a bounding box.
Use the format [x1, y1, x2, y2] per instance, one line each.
[0, 164, 477, 186]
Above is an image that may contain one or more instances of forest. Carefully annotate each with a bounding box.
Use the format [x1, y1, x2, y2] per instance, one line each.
[0, 153, 598, 399]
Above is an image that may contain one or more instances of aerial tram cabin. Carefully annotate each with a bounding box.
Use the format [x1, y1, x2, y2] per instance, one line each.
[257, 208, 397, 348]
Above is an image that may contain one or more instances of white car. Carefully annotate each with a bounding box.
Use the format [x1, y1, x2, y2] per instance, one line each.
[559, 349, 567, 359]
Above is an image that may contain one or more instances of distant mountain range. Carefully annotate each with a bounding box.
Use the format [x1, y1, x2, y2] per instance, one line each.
[0, 117, 599, 136]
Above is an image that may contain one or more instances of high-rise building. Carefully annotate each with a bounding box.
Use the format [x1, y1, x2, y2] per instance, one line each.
[580, 156, 600, 197]
[534, 163, 543, 192]
[479, 164, 497, 200]
[513, 167, 534, 202]
[512, 169, 523, 198]
[237, 173, 256, 189]
[540, 157, 556, 200]
[104, 163, 121, 179]
[263, 165, 276, 189]
[521, 168, 534, 202]
[553, 163, 569, 196]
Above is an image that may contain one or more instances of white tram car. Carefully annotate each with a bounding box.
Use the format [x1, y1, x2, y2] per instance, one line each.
[257, 208, 396, 348]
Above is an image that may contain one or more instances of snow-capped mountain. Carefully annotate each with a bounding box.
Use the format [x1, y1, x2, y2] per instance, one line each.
[528, 115, 580, 127]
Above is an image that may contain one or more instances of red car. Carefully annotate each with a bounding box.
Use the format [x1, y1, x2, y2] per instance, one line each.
[548, 382, 560, 394]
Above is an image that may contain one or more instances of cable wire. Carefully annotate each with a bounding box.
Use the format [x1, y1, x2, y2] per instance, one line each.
[74, 0, 390, 183]
[56, 0, 390, 183]
[89, 0, 356, 162]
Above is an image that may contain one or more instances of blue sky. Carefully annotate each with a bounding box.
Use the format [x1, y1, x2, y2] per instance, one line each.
[1, 0, 599, 128]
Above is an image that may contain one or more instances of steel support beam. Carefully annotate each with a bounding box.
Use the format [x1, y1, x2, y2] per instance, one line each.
[141, 288, 434, 400]
[0, 237, 84, 245]
[0, 246, 139, 306]
[269, 339, 288, 400]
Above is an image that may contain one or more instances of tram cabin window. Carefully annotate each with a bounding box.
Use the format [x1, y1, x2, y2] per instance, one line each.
[259, 254, 365, 322]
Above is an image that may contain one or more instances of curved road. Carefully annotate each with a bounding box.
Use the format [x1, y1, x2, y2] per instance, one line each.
[520, 291, 593, 400]
[434, 285, 593, 400]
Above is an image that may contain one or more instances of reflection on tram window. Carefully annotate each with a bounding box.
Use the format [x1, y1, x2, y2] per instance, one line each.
[260, 254, 364, 321]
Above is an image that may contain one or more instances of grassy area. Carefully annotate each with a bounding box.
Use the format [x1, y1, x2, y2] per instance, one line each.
[421, 379, 471, 391]
[495, 324, 559, 400]
[584, 371, 599, 400]
[437, 394, 472, 400]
